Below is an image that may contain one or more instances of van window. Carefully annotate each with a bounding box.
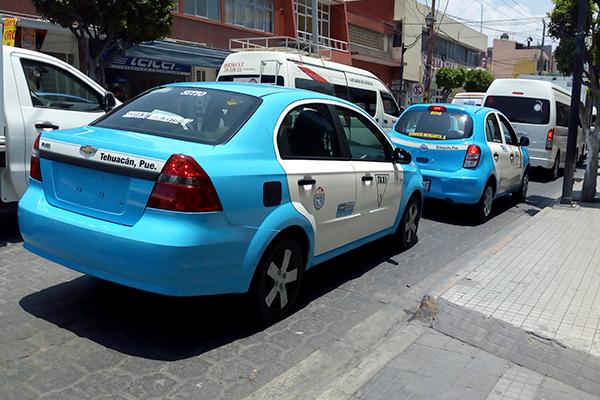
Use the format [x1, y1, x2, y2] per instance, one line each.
[20, 59, 103, 112]
[395, 109, 473, 140]
[218, 74, 284, 86]
[484, 96, 550, 125]
[381, 91, 401, 117]
[555, 101, 570, 127]
[93, 86, 261, 145]
[348, 87, 377, 117]
[295, 78, 334, 95]
[277, 104, 343, 159]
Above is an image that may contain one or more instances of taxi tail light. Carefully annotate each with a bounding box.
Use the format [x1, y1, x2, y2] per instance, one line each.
[30, 134, 42, 181]
[463, 145, 481, 168]
[545, 128, 554, 150]
[147, 154, 222, 212]
[428, 105, 446, 112]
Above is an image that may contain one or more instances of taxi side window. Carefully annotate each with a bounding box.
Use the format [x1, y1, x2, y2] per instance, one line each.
[336, 106, 391, 162]
[277, 104, 344, 159]
[498, 114, 519, 146]
[485, 114, 503, 143]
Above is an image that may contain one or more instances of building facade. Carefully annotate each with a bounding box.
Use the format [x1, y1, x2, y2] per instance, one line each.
[489, 37, 553, 78]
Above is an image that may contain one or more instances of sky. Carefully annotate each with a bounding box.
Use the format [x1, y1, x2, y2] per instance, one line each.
[422, 0, 557, 47]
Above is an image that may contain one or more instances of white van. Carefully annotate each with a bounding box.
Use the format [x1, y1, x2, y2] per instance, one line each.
[216, 51, 402, 131]
[451, 92, 485, 106]
[1, 45, 117, 205]
[483, 79, 585, 179]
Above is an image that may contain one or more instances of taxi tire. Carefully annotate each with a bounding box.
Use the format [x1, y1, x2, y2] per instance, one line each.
[515, 169, 529, 203]
[475, 182, 494, 223]
[250, 238, 304, 322]
[398, 196, 421, 250]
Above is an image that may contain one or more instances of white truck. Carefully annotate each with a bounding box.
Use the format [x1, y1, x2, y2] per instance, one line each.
[0, 45, 117, 205]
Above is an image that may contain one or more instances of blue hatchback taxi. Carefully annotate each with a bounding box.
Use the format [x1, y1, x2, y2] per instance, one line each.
[389, 104, 530, 221]
[19, 83, 423, 320]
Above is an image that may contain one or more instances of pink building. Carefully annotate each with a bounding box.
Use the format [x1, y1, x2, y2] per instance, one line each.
[490, 38, 552, 78]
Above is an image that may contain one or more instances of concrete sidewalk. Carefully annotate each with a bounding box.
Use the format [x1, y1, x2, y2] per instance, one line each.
[428, 198, 600, 397]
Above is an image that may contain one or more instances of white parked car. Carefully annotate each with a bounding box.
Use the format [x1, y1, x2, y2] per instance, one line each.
[483, 79, 585, 180]
[0, 45, 118, 205]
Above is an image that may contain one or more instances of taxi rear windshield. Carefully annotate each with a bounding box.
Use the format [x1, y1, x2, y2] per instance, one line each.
[93, 87, 261, 144]
[394, 109, 473, 140]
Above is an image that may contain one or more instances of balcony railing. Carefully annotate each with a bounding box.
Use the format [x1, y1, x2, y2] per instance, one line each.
[229, 34, 348, 57]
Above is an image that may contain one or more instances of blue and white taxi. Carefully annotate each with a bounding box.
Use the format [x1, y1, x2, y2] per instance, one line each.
[19, 83, 423, 320]
[389, 104, 530, 221]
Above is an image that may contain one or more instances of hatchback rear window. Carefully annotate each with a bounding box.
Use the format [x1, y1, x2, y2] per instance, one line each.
[484, 95, 550, 125]
[93, 86, 261, 144]
[394, 109, 473, 140]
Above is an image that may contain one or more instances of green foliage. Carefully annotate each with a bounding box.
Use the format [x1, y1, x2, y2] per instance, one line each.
[32, 0, 175, 84]
[436, 67, 466, 102]
[463, 68, 494, 92]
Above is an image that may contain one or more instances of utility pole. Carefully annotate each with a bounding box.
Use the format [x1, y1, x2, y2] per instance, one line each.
[561, 0, 587, 205]
[538, 18, 546, 75]
[423, 0, 436, 102]
[480, 3, 483, 33]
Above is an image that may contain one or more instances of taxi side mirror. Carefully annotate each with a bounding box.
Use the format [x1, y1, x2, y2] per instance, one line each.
[519, 136, 530, 147]
[103, 92, 117, 112]
[393, 147, 412, 164]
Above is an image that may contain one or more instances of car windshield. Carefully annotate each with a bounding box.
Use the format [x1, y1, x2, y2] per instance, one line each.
[484, 95, 550, 125]
[93, 86, 261, 144]
[394, 109, 474, 140]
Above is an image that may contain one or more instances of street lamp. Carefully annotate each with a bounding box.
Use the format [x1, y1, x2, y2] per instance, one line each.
[425, 13, 434, 30]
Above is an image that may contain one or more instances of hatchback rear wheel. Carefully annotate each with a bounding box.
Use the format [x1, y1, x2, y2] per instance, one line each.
[251, 238, 304, 322]
[475, 182, 494, 222]
[515, 169, 529, 203]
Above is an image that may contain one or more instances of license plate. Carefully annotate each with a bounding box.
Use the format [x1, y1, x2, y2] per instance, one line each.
[423, 179, 431, 192]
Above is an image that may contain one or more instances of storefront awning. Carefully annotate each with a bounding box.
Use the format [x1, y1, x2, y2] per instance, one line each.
[111, 40, 230, 75]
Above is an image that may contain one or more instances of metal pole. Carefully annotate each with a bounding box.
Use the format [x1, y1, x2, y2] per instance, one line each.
[538, 19, 546, 75]
[480, 3, 483, 33]
[423, 0, 436, 102]
[561, 0, 587, 205]
[311, 0, 319, 51]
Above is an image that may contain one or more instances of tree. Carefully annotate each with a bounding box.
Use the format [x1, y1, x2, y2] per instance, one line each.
[463, 68, 494, 92]
[436, 67, 466, 102]
[548, 0, 599, 201]
[33, 0, 175, 86]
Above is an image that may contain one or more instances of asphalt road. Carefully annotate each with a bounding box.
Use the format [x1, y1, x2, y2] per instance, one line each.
[0, 167, 583, 399]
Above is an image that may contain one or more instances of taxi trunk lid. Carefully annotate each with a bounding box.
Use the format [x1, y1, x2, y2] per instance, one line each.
[394, 136, 473, 173]
[38, 126, 208, 226]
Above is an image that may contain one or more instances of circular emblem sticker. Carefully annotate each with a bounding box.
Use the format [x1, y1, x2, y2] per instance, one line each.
[313, 186, 325, 210]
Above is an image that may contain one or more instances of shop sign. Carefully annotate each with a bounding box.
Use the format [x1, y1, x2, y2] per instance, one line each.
[111, 56, 191, 75]
[2, 17, 17, 47]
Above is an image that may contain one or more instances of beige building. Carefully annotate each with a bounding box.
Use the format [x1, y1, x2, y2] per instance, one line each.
[393, 0, 488, 104]
[490, 38, 552, 78]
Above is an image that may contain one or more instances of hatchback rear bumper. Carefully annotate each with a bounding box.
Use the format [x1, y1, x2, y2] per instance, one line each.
[19, 181, 258, 296]
[420, 169, 485, 204]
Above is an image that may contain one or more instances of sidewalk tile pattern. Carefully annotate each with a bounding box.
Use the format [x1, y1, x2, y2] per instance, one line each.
[442, 205, 600, 357]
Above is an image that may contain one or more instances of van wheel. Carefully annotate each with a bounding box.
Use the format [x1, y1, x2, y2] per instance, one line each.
[397, 196, 421, 250]
[475, 182, 494, 222]
[515, 169, 529, 203]
[549, 151, 560, 180]
[250, 238, 304, 322]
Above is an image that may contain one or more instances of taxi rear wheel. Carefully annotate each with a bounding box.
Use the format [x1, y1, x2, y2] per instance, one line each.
[515, 169, 529, 203]
[475, 182, 494, 222]
[250, 238, 304, 322]
[398, 196, 421, 250]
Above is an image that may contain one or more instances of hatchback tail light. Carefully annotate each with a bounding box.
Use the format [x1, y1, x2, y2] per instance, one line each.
[463, 145, 481, 168]
[30, 134, 42, 181]
[147, 154, 222, 212]
[545, 128, 554, 150]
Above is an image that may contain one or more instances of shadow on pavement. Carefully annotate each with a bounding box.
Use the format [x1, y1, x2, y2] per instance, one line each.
[0, 206, 22, 246]
[19, 235, 409, 361]
[422, 195, 523, 227]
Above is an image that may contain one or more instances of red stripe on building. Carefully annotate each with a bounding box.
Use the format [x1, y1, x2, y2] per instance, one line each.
[298, 65, 329, 83]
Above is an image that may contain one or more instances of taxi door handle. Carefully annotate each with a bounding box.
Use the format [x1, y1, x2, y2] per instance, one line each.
[35, 121, 60, 131]
[493, 153, 499, 161]
[362, 175, 374, 182]
[510, 153, 515, 161]
[298, 178, 316, 186]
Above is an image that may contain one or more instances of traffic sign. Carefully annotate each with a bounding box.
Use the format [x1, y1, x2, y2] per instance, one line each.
[412, 84, 424, 97]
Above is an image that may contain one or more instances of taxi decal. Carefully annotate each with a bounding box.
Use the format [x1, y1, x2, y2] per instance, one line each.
[336, 201, 354, 217]
[376, 174, 389, 207]
[390, 136, 468, 150]
[408, 131, 447, 140]
[313, 186, 326, 210]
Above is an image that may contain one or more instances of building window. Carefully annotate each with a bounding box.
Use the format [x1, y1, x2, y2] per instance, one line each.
[225, 0, 274, 32]
[349, 24, 384, 51]
[183, 0, 220, 20]
[295, 0, 330, 42]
